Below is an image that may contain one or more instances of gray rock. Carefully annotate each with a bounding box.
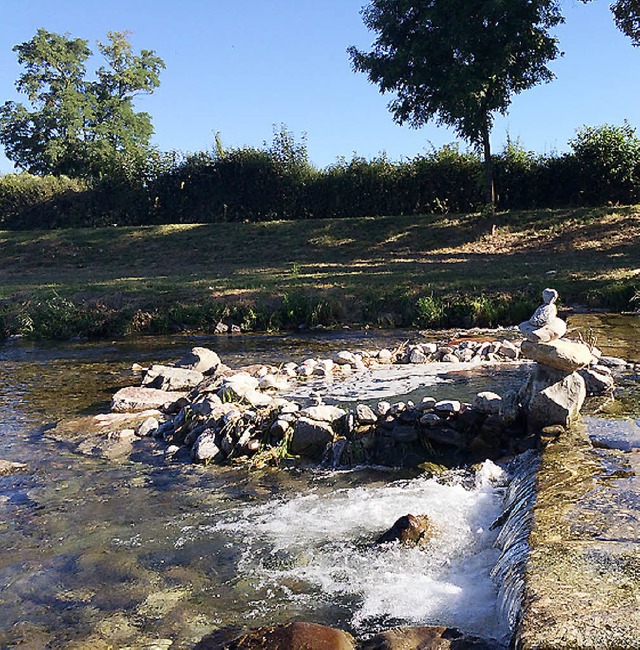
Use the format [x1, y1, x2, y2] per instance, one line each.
[142, 364, 204, 392]
[523, 365, 586, 431]
[191, 395, 223, 416]
[420, 413, 442, 427]
[578, 368, 615, 395]
[290, 418, 335, 459]
[192, 431, 224, 463]
[175, 346, 221, 374]
[135, 416, 160, 437]
[409, 347, 428, 364]
[473, 391, 502, 415]
[417, 397, 437, 412]
[521, 339, 594, 372]
[442, 353, 460, 363]
[111, 387, 188, 413]
[499, 340, 520, 359]
[599, 355, 628, 368]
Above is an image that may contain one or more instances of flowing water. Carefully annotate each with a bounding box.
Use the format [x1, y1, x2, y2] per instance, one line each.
[0, 316, 637, 649]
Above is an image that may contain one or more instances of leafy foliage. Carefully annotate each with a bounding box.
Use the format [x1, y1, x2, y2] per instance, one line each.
[612, 0, 640, 45]
[569, 122, 640, 205]
[348, 0, 565, 205]
[0, 29, 164, 183]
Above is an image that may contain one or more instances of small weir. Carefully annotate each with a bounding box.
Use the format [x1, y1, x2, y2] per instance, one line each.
[0, 314, 637, 648]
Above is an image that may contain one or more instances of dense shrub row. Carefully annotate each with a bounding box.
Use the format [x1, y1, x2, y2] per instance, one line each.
[2, 123, 640, 229]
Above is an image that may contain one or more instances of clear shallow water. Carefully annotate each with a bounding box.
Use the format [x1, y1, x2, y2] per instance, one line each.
[0, 317, 637, 648]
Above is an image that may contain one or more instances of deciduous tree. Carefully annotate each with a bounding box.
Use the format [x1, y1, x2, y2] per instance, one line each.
[348, 0, 564, 209]
[0, 29, 164, 182]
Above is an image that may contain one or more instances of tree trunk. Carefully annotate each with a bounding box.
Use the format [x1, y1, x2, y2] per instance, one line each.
[481, 122, 495, 213]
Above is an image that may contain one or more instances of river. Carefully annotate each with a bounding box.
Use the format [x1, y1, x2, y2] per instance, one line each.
[0, 316, 637, 649]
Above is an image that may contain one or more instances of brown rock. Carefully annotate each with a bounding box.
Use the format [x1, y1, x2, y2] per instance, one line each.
[376, 514, 435, 547]
[361, 625, 498, 649]
[196, 622, 356, 650]
[521, 339, 594, 372]
[0, 460, 27, 476]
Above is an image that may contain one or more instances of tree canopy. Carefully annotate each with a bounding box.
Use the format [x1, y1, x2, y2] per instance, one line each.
[0, 29, 165, 181]
[348, 0, 565, 206]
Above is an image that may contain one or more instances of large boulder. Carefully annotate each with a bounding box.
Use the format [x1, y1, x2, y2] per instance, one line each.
[110, 386, 187, 413]
[522, 364, 586, 432]
[195, 622, 356, 650]
[521, 339, 594, 372]
[142, 364, 204, 391]
[290, 417, 335, 459]
[175, 346, 221, 374]
[361, 625, 498, 649]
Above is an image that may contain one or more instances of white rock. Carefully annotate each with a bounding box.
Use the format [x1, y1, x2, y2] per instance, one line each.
[376, 401, 391, 416]
[334, 351, 356, 365]
[356, 404, 378, 424]
[377, 349, 393, 364]
[299, 405, 346, 422]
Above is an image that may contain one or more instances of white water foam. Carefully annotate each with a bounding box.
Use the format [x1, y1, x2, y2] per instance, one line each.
[195, 462, 511, 642]
[283, 362, 475, 403]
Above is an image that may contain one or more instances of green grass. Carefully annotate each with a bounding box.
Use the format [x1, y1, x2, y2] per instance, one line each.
[1, 206, 638, 339]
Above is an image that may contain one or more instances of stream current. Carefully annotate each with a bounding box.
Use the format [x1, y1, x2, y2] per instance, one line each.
[0, 316, 637, 648]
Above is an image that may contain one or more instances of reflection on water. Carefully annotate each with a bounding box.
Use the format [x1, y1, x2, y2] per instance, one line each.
[0, 316, 637, 648]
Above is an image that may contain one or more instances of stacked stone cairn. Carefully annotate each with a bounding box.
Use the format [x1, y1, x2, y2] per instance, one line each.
[107, 308, 615, 468]
[518, 288, 615, 434]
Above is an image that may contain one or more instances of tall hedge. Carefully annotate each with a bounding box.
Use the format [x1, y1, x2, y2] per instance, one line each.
[2, 123, 640, 229]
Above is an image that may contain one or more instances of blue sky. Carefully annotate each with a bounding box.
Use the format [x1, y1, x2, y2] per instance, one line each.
[1, 0, 639, 172]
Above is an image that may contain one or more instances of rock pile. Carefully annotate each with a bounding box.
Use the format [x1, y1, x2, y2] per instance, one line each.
[518, 289, 614, 432]
[106, 341, 534, 469]
[102, 315, 617, 468]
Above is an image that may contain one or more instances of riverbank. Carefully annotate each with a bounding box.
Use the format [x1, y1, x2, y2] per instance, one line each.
[1, 206, 638, 339]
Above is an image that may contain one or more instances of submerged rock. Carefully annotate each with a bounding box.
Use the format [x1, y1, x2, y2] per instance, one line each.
[361, 625, 498, 649]
[376, 514, 435, 548]
[195, 622, 356, 650]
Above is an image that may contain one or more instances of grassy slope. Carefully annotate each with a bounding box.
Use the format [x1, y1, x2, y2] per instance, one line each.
[1, 206, 638, 336]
